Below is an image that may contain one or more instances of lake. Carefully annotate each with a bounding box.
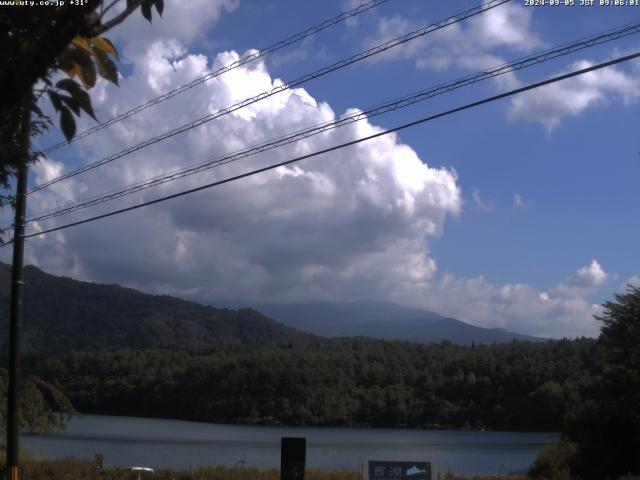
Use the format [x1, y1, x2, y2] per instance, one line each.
[22, 414, 558, 477]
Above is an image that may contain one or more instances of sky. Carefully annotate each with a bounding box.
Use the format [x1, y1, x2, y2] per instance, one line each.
[2, 0, 639, 338]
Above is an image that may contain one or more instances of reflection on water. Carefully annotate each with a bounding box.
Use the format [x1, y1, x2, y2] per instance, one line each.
[23, 414, 558, 477]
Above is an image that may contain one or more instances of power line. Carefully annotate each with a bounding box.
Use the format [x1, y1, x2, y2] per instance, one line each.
[5, 50, 636, 246]
[40, 0, 393, 156]
[24, 21, 640, 224]
[28, 0, 510, 195]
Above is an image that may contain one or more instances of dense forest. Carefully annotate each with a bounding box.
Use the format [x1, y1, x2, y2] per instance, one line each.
[26, 337, 600, 432]
[2, 262, 637, 478]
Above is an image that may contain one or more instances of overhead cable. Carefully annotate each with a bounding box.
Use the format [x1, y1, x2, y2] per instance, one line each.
[40, 0, 393, 155]
[4, 50, 636, 246]
[25, 21, 640, 224]
[28, 0, 510, 194]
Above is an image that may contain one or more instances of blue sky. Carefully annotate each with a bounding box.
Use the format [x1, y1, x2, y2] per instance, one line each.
[3, 0, 639, 337]
[209, 0, 640, 290]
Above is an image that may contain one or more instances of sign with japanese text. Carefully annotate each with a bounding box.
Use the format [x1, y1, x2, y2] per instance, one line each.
[368, 461, 432, 480]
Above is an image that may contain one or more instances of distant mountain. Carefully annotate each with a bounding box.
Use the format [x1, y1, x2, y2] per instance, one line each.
[246, 300, 544, 345]
[241, 300, 442, 336]
[0, 262, 543, 354]
[0, 263, 318, 355]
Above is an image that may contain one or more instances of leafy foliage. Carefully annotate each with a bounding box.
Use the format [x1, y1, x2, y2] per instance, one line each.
[528, 441, 577, 480]
[0, 0, 166, 199]
[0, 369, 75, 439]
[140, 0, 164, 22]
[0, 95, 45, 203]
[42, 34, 119, 141]
[27, 338, 600, 432]
[566, 285, 640, 480]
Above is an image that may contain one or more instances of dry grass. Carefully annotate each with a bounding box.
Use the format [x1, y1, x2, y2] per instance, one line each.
[2, 458, 360, 480]
[0, 457, 532, 480]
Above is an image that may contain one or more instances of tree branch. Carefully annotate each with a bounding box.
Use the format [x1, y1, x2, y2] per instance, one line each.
[0, 1, 102, 118]
[91, 0, 142, 37]
[100, 0, 123, 22]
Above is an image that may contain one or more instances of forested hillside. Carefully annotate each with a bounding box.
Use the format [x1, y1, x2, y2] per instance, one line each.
[0, 263, 317, 353]
[0, 263, 544, 352]
[0, 262, 607, 433]
[27, 337, 600, 431]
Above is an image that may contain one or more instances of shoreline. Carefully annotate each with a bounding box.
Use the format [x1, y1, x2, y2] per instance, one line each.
[56, 412, 561, 435]
[21, 414, 554, 477]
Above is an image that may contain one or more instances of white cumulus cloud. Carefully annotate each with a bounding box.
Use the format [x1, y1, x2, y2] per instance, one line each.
[556, 260, 609, 298]
[472, 189, 494, 212]
[0, 3, 621, 341]
[392, 263, 608, 338]
[508, 58, 640, 130]
[623, 276, 640, 288]
[363, 1, 541, 73]
[17, 41, 462, 306]
[107, 0, 239, 58]
[512, 193, 527, 209]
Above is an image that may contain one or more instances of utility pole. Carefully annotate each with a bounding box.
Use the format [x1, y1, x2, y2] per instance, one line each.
[5, 97, 30, 480]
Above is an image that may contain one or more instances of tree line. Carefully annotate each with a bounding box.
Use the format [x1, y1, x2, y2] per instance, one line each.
[26, 337, 600, 432]
[7, 285, 639, 479]
[8, 285, 640, 479]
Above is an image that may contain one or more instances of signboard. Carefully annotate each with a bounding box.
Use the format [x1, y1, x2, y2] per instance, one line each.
[281, 437, 306, 480]
[368, 461, 432, 480]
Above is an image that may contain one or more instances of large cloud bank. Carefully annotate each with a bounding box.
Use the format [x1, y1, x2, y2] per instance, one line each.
[0, 0, 616, 339]
[23, 38, 462, 307]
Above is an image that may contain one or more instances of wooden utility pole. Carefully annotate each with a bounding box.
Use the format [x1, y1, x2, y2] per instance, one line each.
[5, 97, 30, 480]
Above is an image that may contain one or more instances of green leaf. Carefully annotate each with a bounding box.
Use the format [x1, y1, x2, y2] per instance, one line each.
[68, 48, 96, 88]
[141, 0, 152, 22]
[55, 79, 97, 120]
[78, 60, 97, 89]
[73, 92, 96, 121]
[153, 0, 164, 16]
[91, 46, 119, 86]
[59, 95, 80, 116]
[59, 106, 76, 142]
[55, 78, 82, 93]
[47, 90, 63, 112]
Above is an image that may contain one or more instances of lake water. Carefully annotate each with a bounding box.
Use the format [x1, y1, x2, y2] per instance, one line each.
[22, 414, 558, 477]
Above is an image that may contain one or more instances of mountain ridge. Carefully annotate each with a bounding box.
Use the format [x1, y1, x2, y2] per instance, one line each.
[0, 262, 544, 353]
[0, 262, 318, 354]
[221, 300, 545, 344]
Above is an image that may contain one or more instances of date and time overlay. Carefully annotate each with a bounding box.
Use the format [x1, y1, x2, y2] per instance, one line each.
[525, 0, 639, 6]
[1, 0, 639, 7]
